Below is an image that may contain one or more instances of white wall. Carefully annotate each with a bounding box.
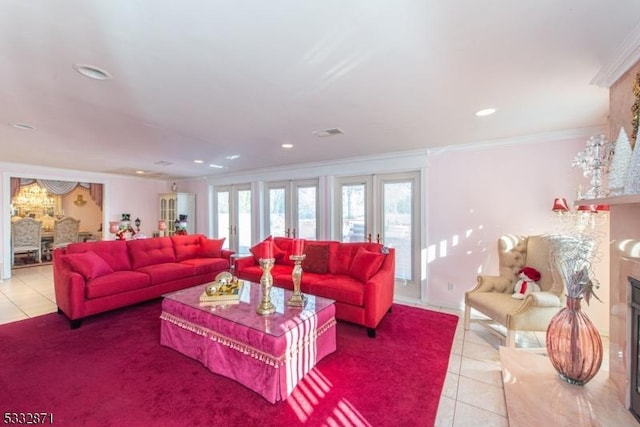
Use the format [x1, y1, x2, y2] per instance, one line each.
[425, 134, 611, 334]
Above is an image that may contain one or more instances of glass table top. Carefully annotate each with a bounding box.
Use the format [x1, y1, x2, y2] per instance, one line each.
[163, 282, 335, 338]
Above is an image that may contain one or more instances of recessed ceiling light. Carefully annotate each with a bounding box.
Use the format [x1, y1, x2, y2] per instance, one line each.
[282, 143, 293, 149]
[226, 154, 240, 160]
[475, 108, 496, 117]
[10, 123, 35, 130]
[194, 160, 204, 164]
[135, 170, 145, 174]
[209, 164, 224, 168]
[73, 63, 112, 80]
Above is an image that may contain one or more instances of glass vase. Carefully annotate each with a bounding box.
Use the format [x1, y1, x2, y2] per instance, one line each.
[546, 296, 603, 385]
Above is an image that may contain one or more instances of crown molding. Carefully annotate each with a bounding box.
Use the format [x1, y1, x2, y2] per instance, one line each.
[591, 21, 640, 88]
[426, 126, 605, 156]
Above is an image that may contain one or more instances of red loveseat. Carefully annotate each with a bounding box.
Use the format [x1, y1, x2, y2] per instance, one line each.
[234, 237, 395, 337]
[53, 234, 233, 328]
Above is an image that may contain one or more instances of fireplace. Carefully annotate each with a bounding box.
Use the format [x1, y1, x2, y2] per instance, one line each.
[631, 277, 640, 421]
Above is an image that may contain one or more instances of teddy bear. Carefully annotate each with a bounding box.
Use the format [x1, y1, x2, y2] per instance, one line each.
[512, 266, 541, 299]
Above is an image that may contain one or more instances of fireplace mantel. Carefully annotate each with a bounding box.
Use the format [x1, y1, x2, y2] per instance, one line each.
[579, 194, 640, 206]
[584, 194, 640, 410]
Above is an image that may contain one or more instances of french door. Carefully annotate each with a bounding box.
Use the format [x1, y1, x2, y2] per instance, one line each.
[265, 179, 319, 240]
[214, 184, 252, 254]
[336, 172, 420, 299]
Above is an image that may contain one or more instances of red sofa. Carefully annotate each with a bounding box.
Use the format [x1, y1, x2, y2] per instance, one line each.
[234, 237, 395, 337]
[53, 234, 233, 328]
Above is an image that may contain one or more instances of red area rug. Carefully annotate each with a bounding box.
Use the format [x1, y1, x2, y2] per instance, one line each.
[0, 301, 458, 426]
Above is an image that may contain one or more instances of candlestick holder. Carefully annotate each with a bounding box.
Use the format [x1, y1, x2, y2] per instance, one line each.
[257, 258, 276, 315]
[287, 254, 306, 307]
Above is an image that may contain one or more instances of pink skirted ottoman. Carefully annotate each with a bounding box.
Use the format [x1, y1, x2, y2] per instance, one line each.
[160, 283, 336, 403]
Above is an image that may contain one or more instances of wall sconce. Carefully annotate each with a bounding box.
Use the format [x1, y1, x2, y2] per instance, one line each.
[134, 217, 141, 232]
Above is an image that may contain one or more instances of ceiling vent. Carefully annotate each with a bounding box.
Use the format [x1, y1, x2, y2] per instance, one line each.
[154, 160, 173, 166]
[312, 128, 344, 137]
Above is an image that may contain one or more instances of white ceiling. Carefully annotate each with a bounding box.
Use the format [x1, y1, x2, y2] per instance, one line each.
[2, 1, 640, 179]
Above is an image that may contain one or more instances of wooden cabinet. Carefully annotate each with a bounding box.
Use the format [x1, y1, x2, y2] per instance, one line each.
[159, 193, 195, 235]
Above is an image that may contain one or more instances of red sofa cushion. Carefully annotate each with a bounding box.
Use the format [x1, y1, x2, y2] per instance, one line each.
[66, 240, 132, 271]
[181, 257, 229, 275]
[172, 234, 202, 261]
[61, 251, 114, 280]
[349, 247, 386, 282]
[329, 242, 383, 275]
[127, 237, 176, 269]
[306, 275, 365, 306]
[199, 236, 225, 258]
[250, 236, 285, 261]
[136, 263, 195, 285]
[302, 243, 329, 274]
[85, 270, 151, 299]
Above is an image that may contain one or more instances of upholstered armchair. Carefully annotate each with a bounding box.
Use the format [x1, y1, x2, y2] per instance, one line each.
[11, 217, 43, 266]
[464, 234, 565, 347]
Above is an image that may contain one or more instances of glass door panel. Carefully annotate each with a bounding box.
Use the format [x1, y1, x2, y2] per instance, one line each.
[341, 183, 366, 242]
[382, 181, 413, 281]
[295, 185, 317, 239]
[214, 184, 251, 253]
[265, 180, 318, 239]
[216, 190, 230, 249]
[267, 186, 287, 237]
[237, 189, 252, 254]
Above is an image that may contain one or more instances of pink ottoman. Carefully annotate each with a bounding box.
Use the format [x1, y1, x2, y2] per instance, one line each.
[160, 283, 336, 403]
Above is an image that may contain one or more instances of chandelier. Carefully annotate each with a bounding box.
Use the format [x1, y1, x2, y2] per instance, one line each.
[572, 134, 615, 199]
[12, 183, 57, 212]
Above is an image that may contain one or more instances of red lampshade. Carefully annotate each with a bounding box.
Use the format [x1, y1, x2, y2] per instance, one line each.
[577, 205, 597, 213]
[552, 198, 570, 212]
[109, 221, 120, 234]
[595, 204, 610, 212]
[158, 220, 167, 231]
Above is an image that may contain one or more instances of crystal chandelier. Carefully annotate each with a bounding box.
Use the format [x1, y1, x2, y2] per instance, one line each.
[572, 134, 614, 199]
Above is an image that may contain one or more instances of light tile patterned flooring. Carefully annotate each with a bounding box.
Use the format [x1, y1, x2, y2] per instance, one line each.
[0, 265, 611, 426]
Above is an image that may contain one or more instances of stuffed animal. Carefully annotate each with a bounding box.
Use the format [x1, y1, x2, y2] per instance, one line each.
[512, 266, 541, 299]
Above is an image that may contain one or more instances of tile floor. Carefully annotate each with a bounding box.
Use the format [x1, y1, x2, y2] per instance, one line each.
[0, 265, 612, 426]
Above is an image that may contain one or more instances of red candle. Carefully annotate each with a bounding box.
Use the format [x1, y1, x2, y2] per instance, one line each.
[264, 240, 274, 259]
[293, 239, 304, 256]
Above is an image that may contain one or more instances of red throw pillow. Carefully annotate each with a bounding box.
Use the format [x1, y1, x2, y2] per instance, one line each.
[61, 251, 114, 280]
[199, 237, 225, 258]
[302, 244, 329, 274]
[349, 247, 386, 283]
[250, 236, 285, 261]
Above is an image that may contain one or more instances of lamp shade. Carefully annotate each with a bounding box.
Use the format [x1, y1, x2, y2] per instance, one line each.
[109, 221, 120, 234]
[577, 205, 597, 213]
[158, 220, 167, 231]
[595, 204, 610, 212]
[552, 198, 570, 212]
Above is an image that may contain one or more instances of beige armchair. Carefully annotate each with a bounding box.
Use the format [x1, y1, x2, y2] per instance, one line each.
[463, 234, 565, 347]
[11, 217, 43, 266]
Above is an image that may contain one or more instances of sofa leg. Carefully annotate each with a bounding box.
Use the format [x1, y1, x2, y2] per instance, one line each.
[57, 307, 63, 314]
[367, 328, 376, 338]
[387, 307, 392, 314]
[70, 319, 82, 330]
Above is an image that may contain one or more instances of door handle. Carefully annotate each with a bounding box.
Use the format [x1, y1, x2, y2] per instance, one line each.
[376, 233, 381, 244]
[367, 233, 372, 243]
[292, 229, 296, 238]
[286, 228, 290, 237]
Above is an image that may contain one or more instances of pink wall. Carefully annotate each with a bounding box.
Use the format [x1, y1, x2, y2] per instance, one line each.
[426, 137, 587, 309]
